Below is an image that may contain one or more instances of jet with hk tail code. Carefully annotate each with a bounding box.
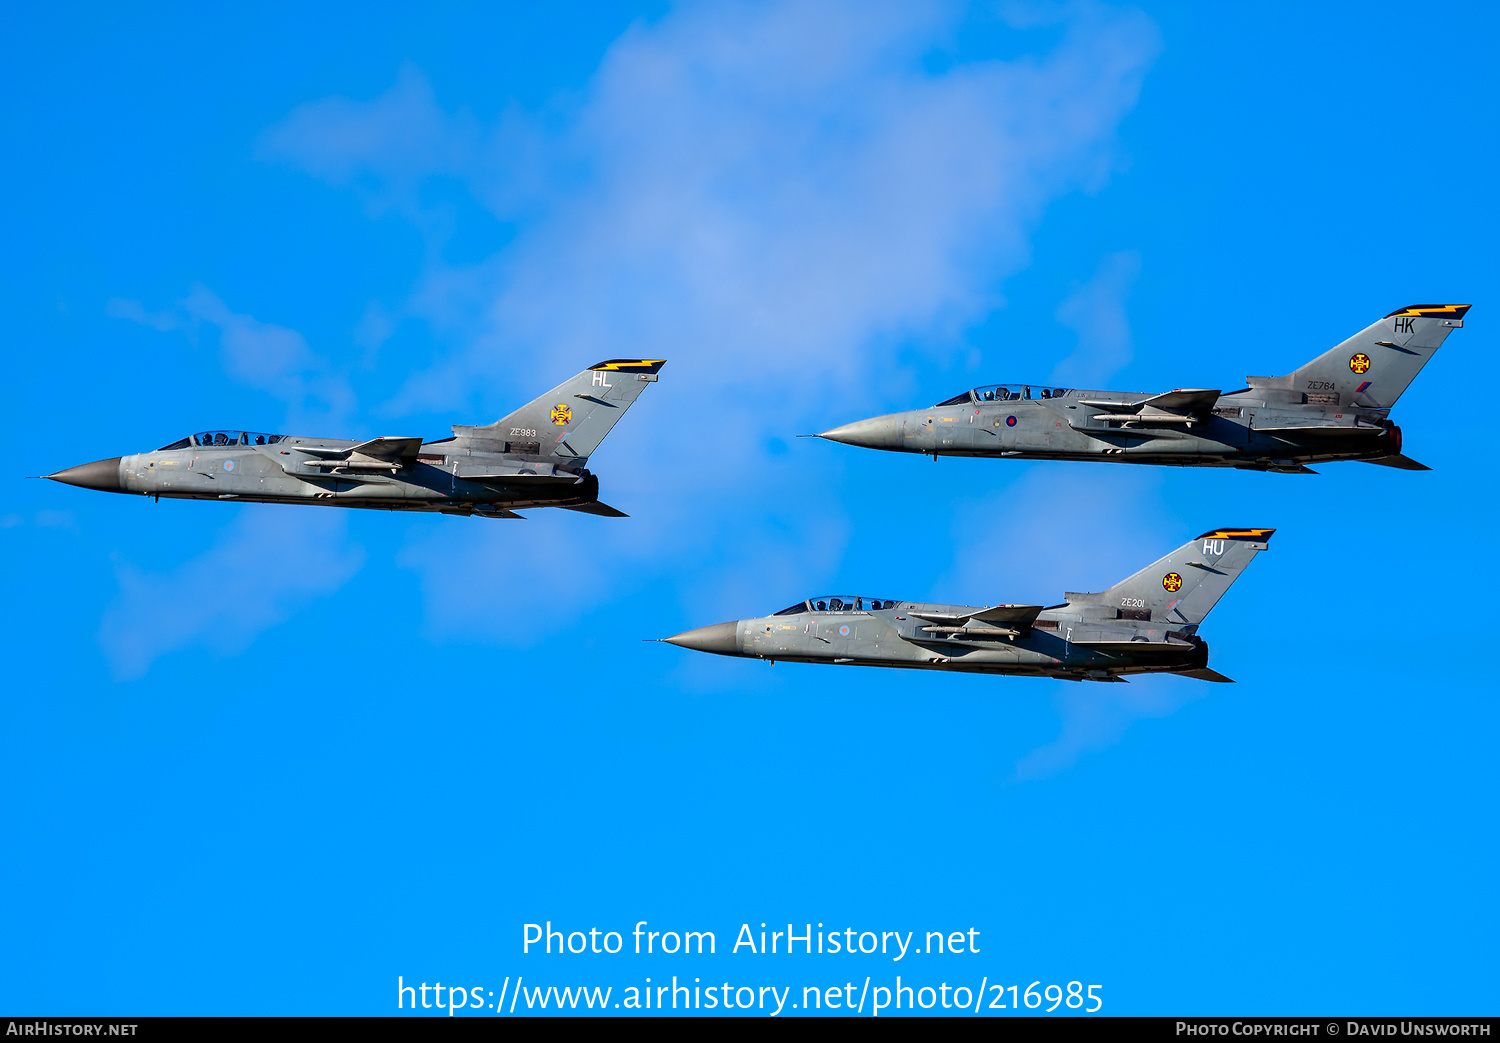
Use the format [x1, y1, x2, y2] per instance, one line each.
[664, 528, 1273, 683]
[815, 305, 1467, 473]
[43, 360, 665, 518]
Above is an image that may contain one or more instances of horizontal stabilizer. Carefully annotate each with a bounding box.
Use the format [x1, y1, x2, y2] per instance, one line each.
[1173, 667, 1235, 683]
[1364, 454, 1431, 471]
[560, 501, 629, 518]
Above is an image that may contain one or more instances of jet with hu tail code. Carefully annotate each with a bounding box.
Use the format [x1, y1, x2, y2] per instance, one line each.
[815, 305, 1467, 473]
[663, 528, 1273, 683]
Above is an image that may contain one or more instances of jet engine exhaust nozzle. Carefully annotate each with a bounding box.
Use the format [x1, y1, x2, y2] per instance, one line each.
[46, 458, 124, 493]
[663, 622, 740, 656]
[817, 416, 901, 450]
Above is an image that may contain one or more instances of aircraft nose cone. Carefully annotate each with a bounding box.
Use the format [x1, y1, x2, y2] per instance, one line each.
[46, 457, 124, 493]
[818, 415, 900, 449]
[663, 621, 741, 656]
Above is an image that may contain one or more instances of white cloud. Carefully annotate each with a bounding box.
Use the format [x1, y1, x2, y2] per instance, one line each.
[936, 465, 1171, 607]
[259, 64, 483, 204]
[1014, 680, 1202, 781]
[264, 1, 1161, 421]
[34, 510, 77, 532]
[107, 285, 355, 431]
[103, 297, 178, 332]
[1051, 248, 1142, 387]
[98, 510, 364, 680]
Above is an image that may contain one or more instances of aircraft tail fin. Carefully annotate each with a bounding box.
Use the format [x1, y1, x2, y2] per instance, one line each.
[1247, 305, 1467, 409]
[1074, 528, 1274, 627]
[459, 360, 665, 463]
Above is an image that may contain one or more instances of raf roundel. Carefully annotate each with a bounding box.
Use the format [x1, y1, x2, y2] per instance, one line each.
[1162, 572, 1183, 593]
[838, 625, 850, 636]
[550, 404, 571, 425]
[223, 459, 234, 471]
[1005, 415, 1017, 427]
[1349, 352, 1371, 375]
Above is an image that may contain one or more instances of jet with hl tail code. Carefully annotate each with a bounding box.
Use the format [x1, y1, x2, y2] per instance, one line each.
[816, 305, 1468, 473]
[664, 529, 1273, 683]
[43, 360, 665, 518]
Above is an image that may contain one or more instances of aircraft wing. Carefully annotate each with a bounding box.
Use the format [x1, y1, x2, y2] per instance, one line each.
[908, 603, 1049, 628]
[970, 604, 1048, 626]
[906, 610, 969, 625]
[347, 436, 424, 461]
[1141, 388, 1220, 415]
[1076, 397, 1146, 412]
[296, 437, 424, 461]
[1075, 390, 1219, 416]
[1082, 389, 1222, 425]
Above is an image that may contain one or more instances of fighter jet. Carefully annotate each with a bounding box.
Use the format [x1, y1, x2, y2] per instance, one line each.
[44, 360, 665, 518]
[664, 528, 1273, 682]
[816, 305, 1468, 473]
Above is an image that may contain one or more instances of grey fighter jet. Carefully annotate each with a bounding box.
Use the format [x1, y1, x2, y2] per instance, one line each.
[817, 305, 1468, 473]
[45, 360, 665, 518]
[664, 528, 1273, 682]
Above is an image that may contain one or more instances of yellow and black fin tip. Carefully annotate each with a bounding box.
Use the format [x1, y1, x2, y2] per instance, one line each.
[1384, 304, 1471, 319]
[589, 359, 667, 373]
[1194, 528, 1276, 542]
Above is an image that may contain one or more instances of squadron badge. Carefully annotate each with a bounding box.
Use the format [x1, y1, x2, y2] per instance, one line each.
[1349, 353, 1371, 374]
[1162, 572, 1183, 593]
[551, 404, 571, 425]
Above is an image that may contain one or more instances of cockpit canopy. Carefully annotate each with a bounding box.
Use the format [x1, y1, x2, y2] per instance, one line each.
[773, 596, 899, 615]
[935, 384, 1072, 407]
[155, 431, 285, 451]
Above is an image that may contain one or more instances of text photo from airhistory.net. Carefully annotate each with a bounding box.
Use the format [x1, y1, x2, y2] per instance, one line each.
[4, 0, 1496, 1026]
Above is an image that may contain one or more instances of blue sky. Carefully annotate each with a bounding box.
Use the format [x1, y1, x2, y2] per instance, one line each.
[2, 0, 1496, 1016]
